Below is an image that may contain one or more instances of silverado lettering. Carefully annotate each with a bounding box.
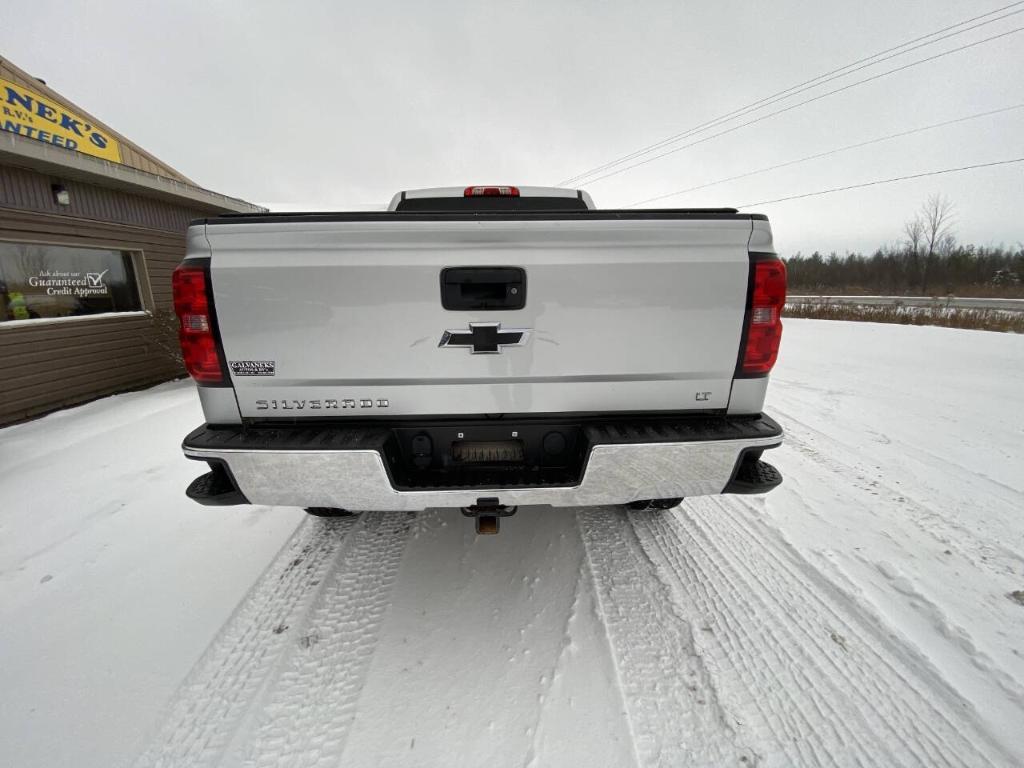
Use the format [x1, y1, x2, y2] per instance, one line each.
[256, 399, 344, 410]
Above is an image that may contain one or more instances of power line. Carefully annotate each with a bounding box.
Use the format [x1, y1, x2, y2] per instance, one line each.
[735, 157, 1024, 208]
[559, 1, 1024, 186]
[629, 103, 1024, 207]
[561, 3, 1024, 185]
[569, 8, 1024, 186]
[570, 25, 1024, 188]
[599, 5, 1022, 180]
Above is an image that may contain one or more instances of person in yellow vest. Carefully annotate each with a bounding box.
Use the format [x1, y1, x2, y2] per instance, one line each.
[7, 289, 31, 321]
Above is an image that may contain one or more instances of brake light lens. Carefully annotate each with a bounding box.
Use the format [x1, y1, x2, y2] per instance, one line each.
[172, 263, 224, 384]
[464, 185, 520, 197]
[741, 258, 787, 375]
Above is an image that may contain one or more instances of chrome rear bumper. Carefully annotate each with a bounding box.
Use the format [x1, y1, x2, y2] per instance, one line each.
[182, 415, 783, 510]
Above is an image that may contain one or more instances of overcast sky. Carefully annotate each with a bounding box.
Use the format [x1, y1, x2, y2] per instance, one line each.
[2, 0, 1022, 254]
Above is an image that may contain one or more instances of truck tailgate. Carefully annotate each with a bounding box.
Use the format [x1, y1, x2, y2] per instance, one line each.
[201, 216, 753, 418]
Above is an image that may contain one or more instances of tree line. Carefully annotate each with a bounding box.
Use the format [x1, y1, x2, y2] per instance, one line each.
[784, 195, 1023, 296]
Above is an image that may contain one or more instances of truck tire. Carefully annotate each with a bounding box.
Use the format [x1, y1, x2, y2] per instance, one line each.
[625, 498, 683, 511]
[304, 507, 356, 518]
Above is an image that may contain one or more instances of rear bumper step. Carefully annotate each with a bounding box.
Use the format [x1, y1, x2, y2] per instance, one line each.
[185, 462, 249, 507]
[182, 414, 782, 510]
[723, 453, 783, 495]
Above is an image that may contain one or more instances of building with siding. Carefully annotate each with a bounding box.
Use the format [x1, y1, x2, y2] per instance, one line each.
[1, 57, 263, 425]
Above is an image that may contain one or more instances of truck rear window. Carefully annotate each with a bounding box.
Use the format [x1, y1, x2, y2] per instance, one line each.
[395, 196, 589, 212]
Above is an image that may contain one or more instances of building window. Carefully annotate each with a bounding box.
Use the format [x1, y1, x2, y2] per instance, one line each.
[0, 242, 143, 323]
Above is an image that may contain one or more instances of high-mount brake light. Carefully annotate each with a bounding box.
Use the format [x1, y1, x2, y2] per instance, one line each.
[740, 257, 787, 375]
[172, 263, 225, 385]
[464, 186, 520, 197]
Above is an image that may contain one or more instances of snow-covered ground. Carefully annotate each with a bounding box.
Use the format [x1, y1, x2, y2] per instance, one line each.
[1, 319, 1022, 768]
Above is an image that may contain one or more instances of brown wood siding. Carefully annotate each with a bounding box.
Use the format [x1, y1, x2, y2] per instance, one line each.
[1, 205, 193, 425]
[0, 165, 208, 232]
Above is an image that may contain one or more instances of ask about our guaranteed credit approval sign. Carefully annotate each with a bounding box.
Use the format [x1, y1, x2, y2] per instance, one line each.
[1, 77, 121, 163]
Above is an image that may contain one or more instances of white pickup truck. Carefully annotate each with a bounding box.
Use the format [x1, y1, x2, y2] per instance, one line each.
[174, 186, 785, 532]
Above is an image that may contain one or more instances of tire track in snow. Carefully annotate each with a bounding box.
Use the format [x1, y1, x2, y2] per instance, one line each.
[134, 515, 360, 768]
[631, 499, 1014, 767]
[772, 406, 1024, 731]
[775, 407, 1024, 577]
[524, 552, 588, 768]
[775, 415, 1024, 716]
[578, 507, 752, 768]
[242, 511, 412, 768]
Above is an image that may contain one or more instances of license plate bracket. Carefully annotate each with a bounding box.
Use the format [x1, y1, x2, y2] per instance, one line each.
[451, 440, 525, 464]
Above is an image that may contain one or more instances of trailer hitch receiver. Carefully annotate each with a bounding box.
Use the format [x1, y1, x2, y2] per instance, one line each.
[461, 497, 518, 535]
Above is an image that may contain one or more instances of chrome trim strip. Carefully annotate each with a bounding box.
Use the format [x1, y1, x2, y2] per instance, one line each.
[261, 371, 720, 386]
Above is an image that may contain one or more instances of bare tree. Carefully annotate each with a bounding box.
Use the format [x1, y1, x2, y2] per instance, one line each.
[14, 243, 53, 283]
[903, 215, 925, 293]
[143, 309, 184, 371]
[937, 232, 957, 258]
[919, 194, 955, 294]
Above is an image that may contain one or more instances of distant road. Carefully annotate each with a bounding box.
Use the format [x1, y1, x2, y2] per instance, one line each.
[788, 295, 1024, 312]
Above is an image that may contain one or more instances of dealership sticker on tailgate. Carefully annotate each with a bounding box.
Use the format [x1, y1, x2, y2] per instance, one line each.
[229, 360, 276, 376]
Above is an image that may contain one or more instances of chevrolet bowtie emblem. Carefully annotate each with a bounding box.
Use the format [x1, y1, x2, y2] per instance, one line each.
[438, 322, 532, 354]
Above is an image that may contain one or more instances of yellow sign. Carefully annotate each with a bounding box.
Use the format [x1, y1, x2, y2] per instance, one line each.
[1, 77, 121, 163]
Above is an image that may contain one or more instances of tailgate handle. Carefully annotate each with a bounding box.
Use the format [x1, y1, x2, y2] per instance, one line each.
[441, 267, 526, 311]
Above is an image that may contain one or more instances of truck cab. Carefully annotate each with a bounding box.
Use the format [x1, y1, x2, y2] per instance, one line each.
[387, 185, 597, 212]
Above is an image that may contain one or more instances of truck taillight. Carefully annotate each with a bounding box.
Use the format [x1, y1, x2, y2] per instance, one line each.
[464, 186, 520, 197]
[740, 257, 787, 375]
[172, 263, 225, 385]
